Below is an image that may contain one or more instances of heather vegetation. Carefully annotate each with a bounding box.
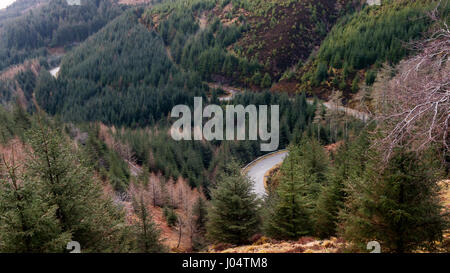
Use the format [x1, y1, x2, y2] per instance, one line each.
[0, 0, 448, 254]
[298, 0, 449, 95]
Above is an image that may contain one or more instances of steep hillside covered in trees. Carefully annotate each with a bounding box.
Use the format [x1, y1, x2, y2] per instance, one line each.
[142, 0, 359, 88]
[288, 0, 450, 101]
[0, 0, 127, 71]
[0, 0, 448, 254]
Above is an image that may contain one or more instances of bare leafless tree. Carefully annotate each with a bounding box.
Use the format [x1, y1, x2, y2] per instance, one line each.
[374, 12, 449, 160]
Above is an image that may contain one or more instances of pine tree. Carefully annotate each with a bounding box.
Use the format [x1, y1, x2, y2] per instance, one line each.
[351, 75, 359, 93]
[314, 129, 372, 239]
[25, 116, 129, 252]
[0, 144, 71, 252]
[191, 196, 208, 250]
[313, 142, 349, 238]
[193, 197, 207, 234]
[131, 193, 165, 253]
[339, 148, 446, 253]
[263, 145, 312, 240]
[206, 160, 260, 245]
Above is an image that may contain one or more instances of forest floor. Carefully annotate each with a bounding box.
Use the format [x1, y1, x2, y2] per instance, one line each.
[209, 236, 346, 253]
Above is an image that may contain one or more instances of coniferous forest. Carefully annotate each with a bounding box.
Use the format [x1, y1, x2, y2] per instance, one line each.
[0, 0, 448, 256]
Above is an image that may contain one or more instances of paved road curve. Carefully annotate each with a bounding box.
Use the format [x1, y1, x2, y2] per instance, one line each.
[244, 151, 289, 196]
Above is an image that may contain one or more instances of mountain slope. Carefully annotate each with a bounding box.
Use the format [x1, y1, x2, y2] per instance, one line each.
[0, 0, 126, 71]
[36, 8, 206, 126]
[288, 0, 449, 101]
[143, 0, 359, 88]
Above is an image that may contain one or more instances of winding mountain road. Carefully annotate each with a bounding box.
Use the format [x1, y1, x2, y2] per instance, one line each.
[210, 83, 371, 121]
[220, 84, 370, 195]
[243, 151, 289, 196]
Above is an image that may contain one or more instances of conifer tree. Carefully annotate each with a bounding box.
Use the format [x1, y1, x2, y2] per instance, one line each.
[263, 145, 312, 239]
[191, 196, 208, 250]
[0, 145, 71, 252]
[299, 137, 329, 196]
[25, 116, 128, 252]
[314, 130, 372, 238]
[339, 148, 446, 253]
[131, 193, 165, 253]
[313, 142, 349, 238]
[206, 160, 260, 245]
[193, 197, 207, 234]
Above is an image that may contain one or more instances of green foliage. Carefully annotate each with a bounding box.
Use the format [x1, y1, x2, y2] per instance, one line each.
[192, 197, 208, 250]
[131, 193, 166, 253]
[318, 1, 436, 71]
[206, 160, 260, 245]
[163, 206, 178, 227]
[351, 75, 359, 93]
[0, 68, 39, 110]
[302, 0, 445, 93]
[81, 124, 130, 192]
[110, 90, 319, 192]
[0, 104, 32, 144]
[365, 69, 377, 86]
[263, 145, 312, 239]
[193, 197, 208, 234]
[24, 116, 130, 252]
[314, 62, 328, 86]
[0, 154, 71, 252]
[263, 137, 329, 240]
[0, 0, 125, 70]
[313, 132, 370, 239]
[158, 9, 257, 83]
[261, 72, 272, 88]
[36, 10, 207, 126]
[339, 148, 446, 253]
[251, 71, 262, 86]
[0, 113, 133, 253]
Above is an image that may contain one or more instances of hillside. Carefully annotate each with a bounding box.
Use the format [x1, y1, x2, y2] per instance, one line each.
[0, 0, 448, 255]
[141, 0, 359, 89]
[0, 0, 50, 29]
[286, 0, 450, 101]
[0, 0, 127, 72]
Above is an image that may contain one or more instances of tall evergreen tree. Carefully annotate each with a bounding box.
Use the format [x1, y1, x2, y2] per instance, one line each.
[191, 196, 208, 250]
[0, 146, 71, 252]
[25, 115, 129, 252]
[339, 148, 446, 253]
[263, 145, 312, 240]
[299, 137, 329, 196]
[193, 197, 207, 235]
[313, 142, 349, 238]
[314, 129, 373, 238]
[206, 160, 260, 245]
[131, 192, 166, 253]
